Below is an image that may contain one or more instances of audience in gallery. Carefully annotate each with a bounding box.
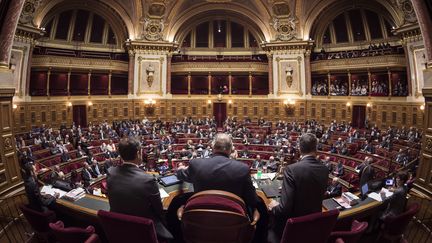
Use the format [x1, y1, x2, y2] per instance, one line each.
[351, 79, 369, 96]
[311, 79, 329, 95]
[312, 42, 401, 61]
[15, 116, 422, 241]
[371, 79, 388, 96]
[329, 80, 349, 96]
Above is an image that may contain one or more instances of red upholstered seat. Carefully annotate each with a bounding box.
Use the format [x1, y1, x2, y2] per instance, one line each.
[177, 190, 259, 243]
[328, 220, 368, 243]
[378, 203, 420, 243]
[97, 210, 159, 243]
[20, 204, 56, 242]
[184, 195, 245, 215]
[280, 209, 339, 243]
[49, 220, 96, 243]
[85, 234, 100, 243]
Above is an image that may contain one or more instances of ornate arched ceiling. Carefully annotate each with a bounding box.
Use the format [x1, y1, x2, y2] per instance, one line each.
[26, 0, 411, 43]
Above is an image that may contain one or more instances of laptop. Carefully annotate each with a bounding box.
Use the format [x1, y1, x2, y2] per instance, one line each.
[385, 179, 394, 186]
[159, 174, 182, 187]
[261, 184, 281, 198]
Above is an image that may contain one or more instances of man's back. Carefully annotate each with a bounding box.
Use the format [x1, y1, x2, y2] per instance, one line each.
[177, 153, 258, 207]
[273, 156, 328, 219]
[107, 164, 161, 219]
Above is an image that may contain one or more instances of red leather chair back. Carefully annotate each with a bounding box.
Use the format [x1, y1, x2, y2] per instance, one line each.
[97, 210, 159, 243]
[280, 209, 339, 243]
[328, 220, 368, 243]
[382, 203, 420, 236]
[49, 220, 96, 243]
[19, 204, 56, 233]
[179, 190, 255, 243]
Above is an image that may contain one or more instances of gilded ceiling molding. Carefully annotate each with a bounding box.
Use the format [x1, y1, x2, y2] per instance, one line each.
[33, 0, 135, 40]
[125, 40, 178, 55]
[304, 0, 403, 41]
[261, 40, 313, 55]
[164, 3, 272, 42]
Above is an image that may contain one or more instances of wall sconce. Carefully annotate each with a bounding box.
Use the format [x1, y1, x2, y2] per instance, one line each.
[87, 101, 93, 111]
[144, 98, 156, 106]
[66, 102, 72, 112]
[283, 99, 295, 115]
[12, 104, 17, 109]
[285, 66, 294, 88]
[366, 103, 372, 114]
[420, 104, 425, 111]
[228, 100, 233, 108]
[346, 102, 351, 111]
[207, 100, 212, 108]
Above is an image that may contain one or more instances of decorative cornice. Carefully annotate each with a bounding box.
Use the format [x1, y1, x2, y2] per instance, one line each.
[311, 54, 406, 72]
[32, 56, 128, 71]
[0, 89, 16, 97]
[393, 23, 422, 44]
[14, 24, 44, 44]
[261, 40, 314, 54]
[125, 40, 179, 54]
[171, 62, 268, 73]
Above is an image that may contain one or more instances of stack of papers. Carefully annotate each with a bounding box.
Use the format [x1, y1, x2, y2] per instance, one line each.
[63, 188, 85, 201]
[40, 185, 67, 198]
[253, 173, 276, 180]
[159, 188, 169, 199]
[368, 188, 394, 202]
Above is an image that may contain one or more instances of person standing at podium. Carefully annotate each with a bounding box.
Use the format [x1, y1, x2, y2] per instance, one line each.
[267, 133, 329, 243]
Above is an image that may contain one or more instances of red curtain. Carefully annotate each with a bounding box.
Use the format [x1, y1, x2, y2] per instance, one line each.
[352, 105, 366, 128]
[73, 105, 87, 128]
[213, 103, 227, 128]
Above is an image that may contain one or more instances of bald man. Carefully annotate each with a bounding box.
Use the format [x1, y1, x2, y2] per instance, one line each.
[177, 133, 258, 208]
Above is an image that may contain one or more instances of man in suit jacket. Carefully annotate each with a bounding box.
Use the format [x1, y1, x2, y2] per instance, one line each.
[177, 133, 258, 208]
[267, 133, 329, 243]
[325, 177, 342, 198]
[106, 138, 172, 240]
[356, 157, 375, 187]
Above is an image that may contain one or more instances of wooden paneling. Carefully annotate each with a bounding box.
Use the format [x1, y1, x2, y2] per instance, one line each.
[11, 99, 424, 131]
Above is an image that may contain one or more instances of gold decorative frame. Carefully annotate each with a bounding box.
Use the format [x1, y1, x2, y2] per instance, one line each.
[137, 56, 164, 96]
[11, 46, 27, 98]
[277, 56, 303, 95]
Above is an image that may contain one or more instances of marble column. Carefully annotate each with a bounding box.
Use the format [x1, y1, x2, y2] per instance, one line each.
[128, 52, 135, 95]
[304, 51, 312, 95]
[0, 0, 25, 67]
[267, 54, 273, 94]
[166, 54, 172, 94]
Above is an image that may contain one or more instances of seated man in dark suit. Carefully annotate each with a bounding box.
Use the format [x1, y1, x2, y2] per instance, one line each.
[177, 133, 258, 208]
[106, 138, 172, 240]
[176, 133, 264, 242]
[325, 177, 342, 198]
[267, 133, 329, 243]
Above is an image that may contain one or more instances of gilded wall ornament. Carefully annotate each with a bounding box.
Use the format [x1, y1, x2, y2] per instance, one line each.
[142, 18, 164, 41]
[19, 0, 42, 26]
[395, 0, 417, 24]
[272, 17, 298, 41]
[425, 137, 432, 152]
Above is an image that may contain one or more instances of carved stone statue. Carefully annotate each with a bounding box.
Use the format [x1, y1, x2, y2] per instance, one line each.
[146, 65, 155, 88]
[285, 66, 293, 88]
